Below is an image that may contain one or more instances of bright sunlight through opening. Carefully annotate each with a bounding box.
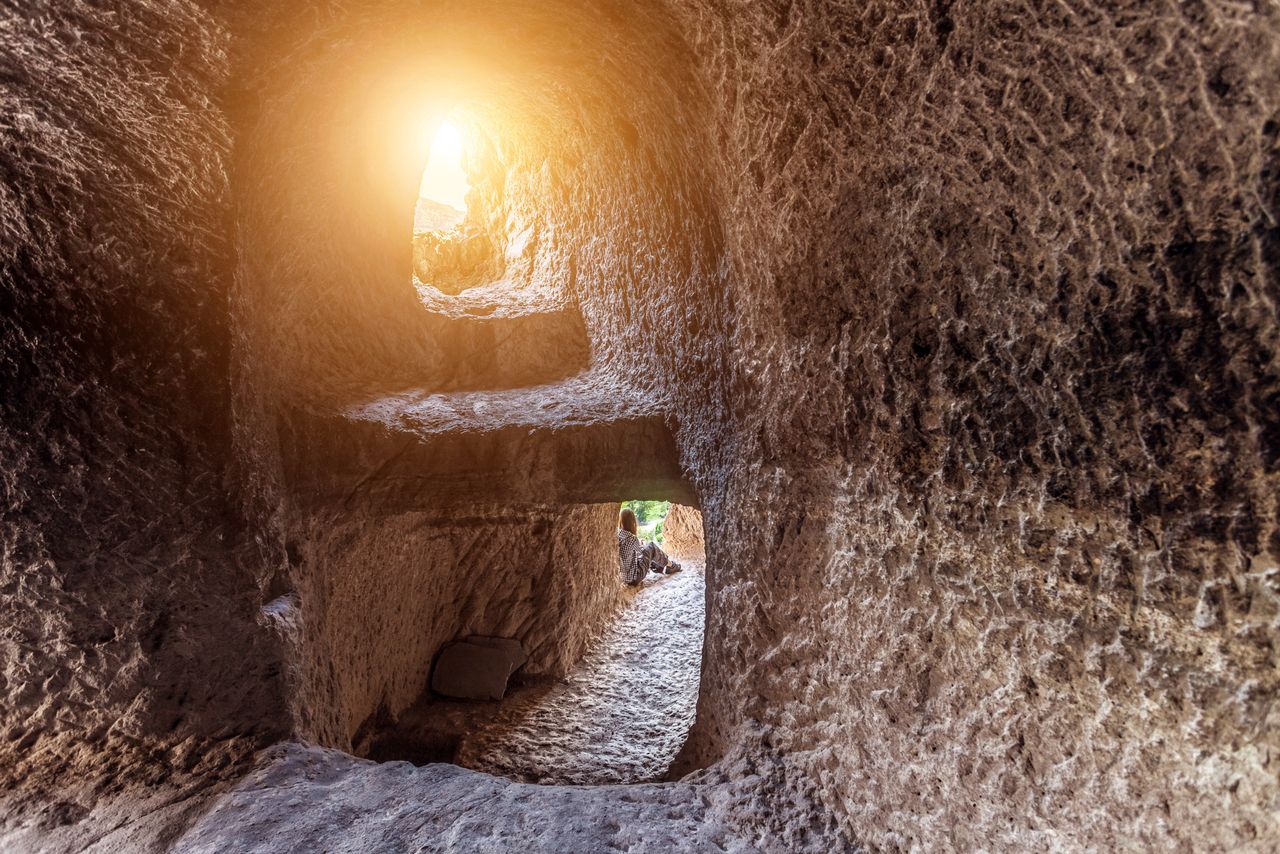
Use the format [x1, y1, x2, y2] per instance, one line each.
[416, 120, 469, 230]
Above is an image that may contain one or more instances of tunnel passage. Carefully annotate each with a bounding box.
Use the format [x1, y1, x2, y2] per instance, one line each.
[229, 0, 1280, 846]
[405, 111, 596, 390]
[6, 0, 1276, 850]
[232, 0, 720, 776]
[272, 375, 703, 764]
[359, 502, 709, 785]
[411, 115, 495, 295]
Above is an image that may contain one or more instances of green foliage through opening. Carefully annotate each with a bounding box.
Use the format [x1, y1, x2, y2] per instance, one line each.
[621, 500, 671, 543]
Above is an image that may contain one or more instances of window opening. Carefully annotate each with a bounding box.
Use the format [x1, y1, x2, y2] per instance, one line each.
[414, 119, 468, 233]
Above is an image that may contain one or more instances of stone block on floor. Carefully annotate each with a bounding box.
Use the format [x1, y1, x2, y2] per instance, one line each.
[466, 635, 528, 674]
[431, 641, 518, 701]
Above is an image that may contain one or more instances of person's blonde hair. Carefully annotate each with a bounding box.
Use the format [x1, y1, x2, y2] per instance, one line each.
[619, 507, 638, 534]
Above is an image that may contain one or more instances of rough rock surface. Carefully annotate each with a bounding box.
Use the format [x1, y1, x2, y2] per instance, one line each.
[675, 3, 1280, 849]
[280, 503, 623, 752]
[172, 740, 855, 854]
[466, 636, 530, 671]
[0, 4, 282, 849]
[413, 227, 502, 295]
[662, 505, 706, 559]
[2, 0, 1278, 850]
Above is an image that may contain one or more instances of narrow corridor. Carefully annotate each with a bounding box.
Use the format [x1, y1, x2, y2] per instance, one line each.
[455, 560, 705, 785]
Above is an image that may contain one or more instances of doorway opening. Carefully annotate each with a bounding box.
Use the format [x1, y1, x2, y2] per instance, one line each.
[359, 503, 706, 785]
[621, 499, 672, 544]
[414, 119, 468, 233]
[411, 114, 502, 296]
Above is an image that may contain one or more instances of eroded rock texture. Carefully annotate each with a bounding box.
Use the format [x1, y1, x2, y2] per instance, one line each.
[663, 505, 706, 559]
[676, 3, 1280, 849]
[1, 0, 1277, 851]
[280, 503, 622, 751]
[0, 3, 283, 847]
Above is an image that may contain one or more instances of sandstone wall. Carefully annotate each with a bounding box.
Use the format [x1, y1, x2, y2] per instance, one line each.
[669, 0, 1280, 848]
[0, 0, 286, 811]
[663, 505, 706, 560]
[276, 503, 621, 749]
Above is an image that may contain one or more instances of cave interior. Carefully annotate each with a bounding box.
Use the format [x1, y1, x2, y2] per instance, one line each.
[1, 0, 1278, 851]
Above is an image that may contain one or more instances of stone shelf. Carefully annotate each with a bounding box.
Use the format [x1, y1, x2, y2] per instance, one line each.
[281, 370, 695, 512]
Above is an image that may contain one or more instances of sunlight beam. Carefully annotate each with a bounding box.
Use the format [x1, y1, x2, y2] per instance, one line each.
[418, 120, 469, 214]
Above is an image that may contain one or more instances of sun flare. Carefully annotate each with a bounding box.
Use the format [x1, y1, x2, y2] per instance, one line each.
[418, 120, 469, 214]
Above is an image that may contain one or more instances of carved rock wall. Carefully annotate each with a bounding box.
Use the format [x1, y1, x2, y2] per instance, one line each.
[1, 0, 1277, 850]
[669, 1, 1280, 848]
[663, 505, 706, 560]
[277, 503, 621, 750]
[0, 2, 285, 833]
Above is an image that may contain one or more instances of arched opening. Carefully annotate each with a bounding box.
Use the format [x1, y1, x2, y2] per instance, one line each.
[410, 111, 508, 298]
[358, 501, 707, 786]
[230, 0, 724, 810]
[393, 103, 595, 389]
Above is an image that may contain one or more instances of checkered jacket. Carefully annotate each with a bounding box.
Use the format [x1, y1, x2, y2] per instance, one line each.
[616, 529, 648, 586]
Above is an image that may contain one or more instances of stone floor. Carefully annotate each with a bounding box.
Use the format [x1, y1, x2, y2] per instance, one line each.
[366, 559, 705, 785]
[456, 559, 705, 784]
[168, 557, 855, 853]
[173, 743, 737, 854]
